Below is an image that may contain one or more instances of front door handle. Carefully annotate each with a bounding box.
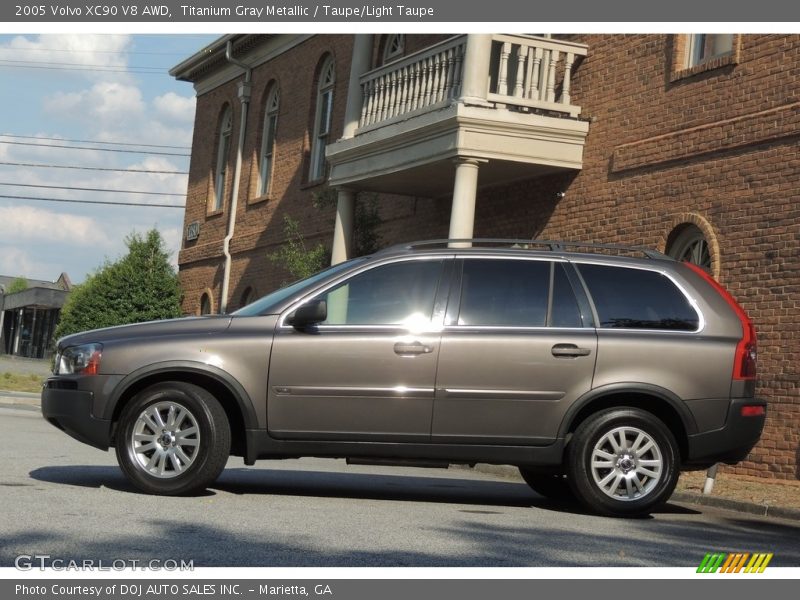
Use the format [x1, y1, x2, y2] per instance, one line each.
[551, 343, 592, 358]
[394, 341, 433, 355]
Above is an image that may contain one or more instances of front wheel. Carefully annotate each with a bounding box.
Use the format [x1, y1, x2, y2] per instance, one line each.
[115, 381, 231, 495]
[566, 408, 679, 517]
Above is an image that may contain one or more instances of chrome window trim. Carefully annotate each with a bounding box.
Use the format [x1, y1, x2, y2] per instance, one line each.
[571, 260, 706, 334]
[277, 255, 454, 330]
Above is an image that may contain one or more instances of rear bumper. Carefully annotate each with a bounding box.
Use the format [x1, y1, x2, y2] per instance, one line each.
[685, 397, 766, 467]
[41, 386, 112, 450]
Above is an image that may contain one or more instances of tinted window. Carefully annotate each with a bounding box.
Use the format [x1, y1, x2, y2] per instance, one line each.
[320, 260, 443, 326]
[550, 263, 583, 328]
[578, 264, 699, 331]
[458, 259, 550, 327]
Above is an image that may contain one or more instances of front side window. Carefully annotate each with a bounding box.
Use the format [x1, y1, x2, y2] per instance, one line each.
[309, 56, 335, 181]
[578, 264, 699, 331]
[456, 259, 582, 328]
[686, 34, 734, 67]
[212, 106, 233, 212]
[258, 85, 280, 197]
[317, 260, 443, 326]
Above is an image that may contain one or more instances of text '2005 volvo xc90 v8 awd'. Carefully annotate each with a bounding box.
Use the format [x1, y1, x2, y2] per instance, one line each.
[42, 239, 765, 516]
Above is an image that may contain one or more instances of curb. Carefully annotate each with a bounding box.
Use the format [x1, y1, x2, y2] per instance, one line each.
[459, 463, 800, 522]
[0, 390, 41, 408]
[670, 491, 800, 522]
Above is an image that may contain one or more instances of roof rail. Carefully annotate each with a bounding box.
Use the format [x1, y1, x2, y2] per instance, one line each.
[377, 238, 672, 260]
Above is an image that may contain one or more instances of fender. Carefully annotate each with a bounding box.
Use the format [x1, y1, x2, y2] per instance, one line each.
[103, 360, 259, 429]
[557, 382, 699, 439]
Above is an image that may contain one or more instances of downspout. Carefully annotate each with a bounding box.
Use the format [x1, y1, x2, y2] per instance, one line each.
[220, 40, 252, 314]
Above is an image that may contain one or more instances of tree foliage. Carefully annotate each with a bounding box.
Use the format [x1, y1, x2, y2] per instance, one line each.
[269, 215, 329, 283]
[270, 189, 383, 286]
[6, 277, 28, 295]
[54, 229, 182, 339]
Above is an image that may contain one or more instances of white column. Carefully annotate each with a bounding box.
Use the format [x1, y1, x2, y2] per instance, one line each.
[460, 34, 492, 106]
[343, 34, 374, 139]
[331, 189, 355, 265]
[330, 35, 373, 265]
[448, 158, 483, 245]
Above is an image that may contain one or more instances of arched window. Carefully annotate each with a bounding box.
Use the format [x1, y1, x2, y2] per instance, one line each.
[199, 292, 213, 315]
[666, 224, 711, 273]
[258, 85, 280, 197]
[240, 286, 256, 308]
[383, 34, 405, 63]
[212, 106, 233, 212]
[309, 56, 335, 181]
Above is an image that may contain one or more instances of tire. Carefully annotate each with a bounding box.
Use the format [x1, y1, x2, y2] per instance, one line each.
[115, 381, 231, 495]
[519, 469, 574, 501]
[566, 408, 679, 517]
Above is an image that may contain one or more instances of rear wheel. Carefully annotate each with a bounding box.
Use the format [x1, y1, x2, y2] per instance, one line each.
[566, 408, 679, 517]
[115, 381, 230, 495]
[519, 469, 573, 501]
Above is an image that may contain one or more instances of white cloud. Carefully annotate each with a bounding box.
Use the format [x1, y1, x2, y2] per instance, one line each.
[0, 205, 111, 247]
[153, 92, 196, 123]
[44, 81, 145, 124]
[0, 247, 46, 279]
[0, 34, 132, 81]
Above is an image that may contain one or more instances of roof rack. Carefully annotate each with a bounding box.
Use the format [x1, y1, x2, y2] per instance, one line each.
[378, 238, 672, 261]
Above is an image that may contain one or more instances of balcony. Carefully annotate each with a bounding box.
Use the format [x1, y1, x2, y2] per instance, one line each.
[327, 34, 590, 198]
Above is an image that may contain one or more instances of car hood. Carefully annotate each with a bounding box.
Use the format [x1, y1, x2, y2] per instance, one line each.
[57, 316, 233, 350]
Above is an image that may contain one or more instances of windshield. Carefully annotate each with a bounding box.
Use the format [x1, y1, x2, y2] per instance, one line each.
[232, 258, 365, 316]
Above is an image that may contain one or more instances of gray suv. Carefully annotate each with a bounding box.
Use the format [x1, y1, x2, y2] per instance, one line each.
[42, 240, 765, 516]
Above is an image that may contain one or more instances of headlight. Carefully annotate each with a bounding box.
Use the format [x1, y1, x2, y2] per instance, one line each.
[55, 343, 103, 375]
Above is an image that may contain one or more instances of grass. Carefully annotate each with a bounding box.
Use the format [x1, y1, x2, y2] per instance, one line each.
[0, 372, 44, 393]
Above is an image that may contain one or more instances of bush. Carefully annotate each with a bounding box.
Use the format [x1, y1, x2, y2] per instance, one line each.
[6, 277, 28, 295]
[54, 229, 182, 339]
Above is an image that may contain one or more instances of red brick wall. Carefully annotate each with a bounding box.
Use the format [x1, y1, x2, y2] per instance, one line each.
[179, 34, 800, 479]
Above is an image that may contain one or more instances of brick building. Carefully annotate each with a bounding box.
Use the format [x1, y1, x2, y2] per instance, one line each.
[171, 34, 799, 480]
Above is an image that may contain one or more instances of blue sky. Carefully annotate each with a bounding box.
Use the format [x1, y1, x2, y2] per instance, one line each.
[0, 34, 218, 283]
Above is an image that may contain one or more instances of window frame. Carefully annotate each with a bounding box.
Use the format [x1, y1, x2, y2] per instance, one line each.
[278, 256, 452, 330]
[257, 85, 280, 199]
[670, 34, 740, 83]
[382, 34, 405, 64]
[308, 56, 335, 182]
[444, 256, 589, 331]
[211, 106, 233, 214]
[573, 261, 705, 334]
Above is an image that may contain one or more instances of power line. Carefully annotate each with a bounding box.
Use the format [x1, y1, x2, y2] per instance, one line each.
[0, 161, 188, 175]
[0, 46, 189, 56]
[0, 134, 189, 150]
[0, 58, 168, 70]
[0, 63, 170, 75]
[0, 182, 185, 197]
[0, 194, 184, 209]
[0, 140, 190, 157]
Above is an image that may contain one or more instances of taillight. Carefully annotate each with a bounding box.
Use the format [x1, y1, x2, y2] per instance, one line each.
[741, 405, 765, 417]
[683, 262, 757, 381]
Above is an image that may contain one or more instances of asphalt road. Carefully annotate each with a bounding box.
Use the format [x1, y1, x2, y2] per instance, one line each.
[2, 406, 799, 567]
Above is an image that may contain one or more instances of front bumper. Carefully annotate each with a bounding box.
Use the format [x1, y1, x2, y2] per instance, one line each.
[685, 397, 766, 467]
[41, 386, 113, 450]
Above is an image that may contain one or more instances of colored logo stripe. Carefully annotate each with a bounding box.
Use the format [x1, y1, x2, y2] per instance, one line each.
[697, 552, 773, 573]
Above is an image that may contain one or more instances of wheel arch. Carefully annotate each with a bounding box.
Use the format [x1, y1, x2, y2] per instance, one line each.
[107, 361, 257, 458]
[559, 384, 697, 461]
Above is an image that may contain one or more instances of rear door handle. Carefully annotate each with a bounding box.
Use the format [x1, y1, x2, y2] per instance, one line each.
[394, 341, 433, 355]
[551, 343, 591, 358]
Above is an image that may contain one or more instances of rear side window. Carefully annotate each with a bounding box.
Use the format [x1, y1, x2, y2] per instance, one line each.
[578, 264, 699, 331]
[456, 260, 582, 328]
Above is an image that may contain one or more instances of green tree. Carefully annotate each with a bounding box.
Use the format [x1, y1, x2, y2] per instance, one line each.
[54, 229, 182, 339]
[6, 277, 28, 294]
[269, 215, 329, 283]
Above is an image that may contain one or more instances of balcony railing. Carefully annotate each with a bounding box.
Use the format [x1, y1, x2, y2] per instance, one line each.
[359, 36, 467, 128]
[357, 34, 587, 132]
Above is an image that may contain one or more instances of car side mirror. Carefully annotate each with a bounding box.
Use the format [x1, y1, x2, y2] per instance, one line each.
[288, 299, 327, 329]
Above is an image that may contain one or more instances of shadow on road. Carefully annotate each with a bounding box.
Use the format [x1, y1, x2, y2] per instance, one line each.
[29, 464, 698, 519]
